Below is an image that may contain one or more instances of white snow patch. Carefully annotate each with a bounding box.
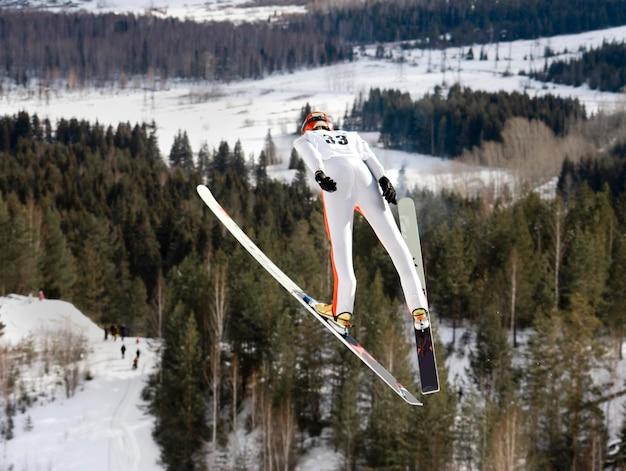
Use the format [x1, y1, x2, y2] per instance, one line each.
[0, 0, 307, 24]
[0, 294, 162, 471]
[296, 441, 343, 471]
[0, 294, 102, 345]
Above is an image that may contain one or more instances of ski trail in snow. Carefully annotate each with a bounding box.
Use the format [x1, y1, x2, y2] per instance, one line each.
[107, 355, 148, 471]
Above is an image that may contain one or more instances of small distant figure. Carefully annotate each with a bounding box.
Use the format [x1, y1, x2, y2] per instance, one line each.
[38, 290, 45, 301]
[120, 324, 127, 341]
[110, 324, 118, 341]
[135, 337, 140, 344]
[136, 348, 141, 359]
[132, 357, 138, 370]
[121, 344, 126, 359]
[104, 327, 109, 341]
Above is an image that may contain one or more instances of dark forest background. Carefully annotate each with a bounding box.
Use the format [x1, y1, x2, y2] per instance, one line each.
[345, 86, 586, 157]
[3, 0, 626, 84]
[1, 112, 626, 469]
[531, 41, 626, 92]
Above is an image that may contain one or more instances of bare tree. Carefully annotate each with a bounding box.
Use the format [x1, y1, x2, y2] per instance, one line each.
[552, 199, 565, 309]
[509, 251, 518, 347]
[209, 262, 228, 447]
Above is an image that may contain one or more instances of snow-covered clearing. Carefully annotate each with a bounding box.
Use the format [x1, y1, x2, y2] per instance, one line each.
[0, 295, 161, 471]
[0, 0, 307, 23]
[3, 25, 626, 194]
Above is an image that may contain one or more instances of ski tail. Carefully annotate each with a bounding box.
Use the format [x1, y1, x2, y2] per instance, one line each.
[398, 197, 441, 395]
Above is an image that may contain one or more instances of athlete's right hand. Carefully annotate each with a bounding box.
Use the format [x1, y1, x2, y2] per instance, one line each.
[379, 176, 397, 204]
[315, 170, 337, 192]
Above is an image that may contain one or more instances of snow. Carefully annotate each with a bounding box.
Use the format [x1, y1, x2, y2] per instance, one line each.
[593, 343, 626, 442]
[0, 295, 162, 471]
[295, 435, 343, 471]
[0, 0, 307, 24]
[0, 294, 102, 345]
[4, 25, 626, 195]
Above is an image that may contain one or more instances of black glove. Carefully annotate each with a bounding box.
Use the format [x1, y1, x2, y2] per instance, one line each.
[379, 176, 397, 205]
[315, 170, 337, 192]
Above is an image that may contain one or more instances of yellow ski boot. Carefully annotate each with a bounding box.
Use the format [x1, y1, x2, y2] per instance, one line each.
[315, 303, 352, 331]
[412, 308, 430, 331]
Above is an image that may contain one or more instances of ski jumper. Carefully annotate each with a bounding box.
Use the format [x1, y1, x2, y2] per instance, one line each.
[293, 130, 428, 316]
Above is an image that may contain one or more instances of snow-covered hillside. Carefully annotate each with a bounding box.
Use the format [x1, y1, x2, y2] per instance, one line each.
[0, 0, 307, 23]
[0, 295, 161, 471]
[3, 25, 626, 194]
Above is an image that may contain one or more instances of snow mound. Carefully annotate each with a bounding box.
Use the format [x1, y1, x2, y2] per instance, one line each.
[0, 294, 102, 344]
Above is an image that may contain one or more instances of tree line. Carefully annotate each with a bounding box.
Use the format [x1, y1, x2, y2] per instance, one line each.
[0, 10, 351, 85]
[346, 85, 586, 157]
[1, 112, 626, 469]
[531, 41, 626, 92]
[4, 0, 626, 85]
[303, 0, 626, 47]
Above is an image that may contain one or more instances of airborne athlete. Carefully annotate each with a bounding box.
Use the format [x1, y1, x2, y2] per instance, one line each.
[293, 111, 429, 332]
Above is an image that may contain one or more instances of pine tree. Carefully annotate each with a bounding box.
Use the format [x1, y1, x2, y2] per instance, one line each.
[0, 197, 15, 294]
[470, 307, 514, 403]
[288, 148, 301, 170]
[72, 218, 116, 322]
[358, 272, 414, 469]
[469, 304, 518, 469]
[39, 208, 76, 299]
[525, 300, 605, 470]
[0, 197, 39, 295]
[256, 150, 269, 187]
[297, 103, 312, 134]
[169, 130, 194, 169]
[153, 303, 207, 471]
[331, 351, 362, 470]
[264, 129, 278, 165]
[197, 142, 210, 179]
[602, 234, 626, 359]
[431, 223, 472, 343]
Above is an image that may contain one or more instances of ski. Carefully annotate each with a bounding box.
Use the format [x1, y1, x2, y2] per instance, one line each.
[398, 197, 440, 394]
[197, 185, 422, 406]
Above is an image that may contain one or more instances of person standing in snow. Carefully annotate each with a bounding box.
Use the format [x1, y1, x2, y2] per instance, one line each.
[110, 324, 117, 340]
[121, 344, 126, 359]
[293, 111, 429, 331]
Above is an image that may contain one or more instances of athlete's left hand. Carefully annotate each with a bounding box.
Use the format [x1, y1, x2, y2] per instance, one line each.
[379, 176, 397, 205]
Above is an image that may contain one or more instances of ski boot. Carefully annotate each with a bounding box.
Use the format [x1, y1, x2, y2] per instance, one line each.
[315, 303, 352, 333]
[412, 308, 430, 331]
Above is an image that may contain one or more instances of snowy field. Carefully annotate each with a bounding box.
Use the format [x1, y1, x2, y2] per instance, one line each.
[0, 295, 161, 471]
[0, 0, 307, 23]
[3, 25, 626, 194]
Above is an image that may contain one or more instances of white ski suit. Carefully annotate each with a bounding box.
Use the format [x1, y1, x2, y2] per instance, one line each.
[293, 129, 428, 316]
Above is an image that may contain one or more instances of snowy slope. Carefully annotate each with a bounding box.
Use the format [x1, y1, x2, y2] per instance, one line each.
[0, 294, 102, 344]
[0, 295, 162, 471]
[0, 0, 307, 23]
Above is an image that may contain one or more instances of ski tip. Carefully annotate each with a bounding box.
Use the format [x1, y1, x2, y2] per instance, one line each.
[196, 184, 208, 194]
[399, 387, 423, 406]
